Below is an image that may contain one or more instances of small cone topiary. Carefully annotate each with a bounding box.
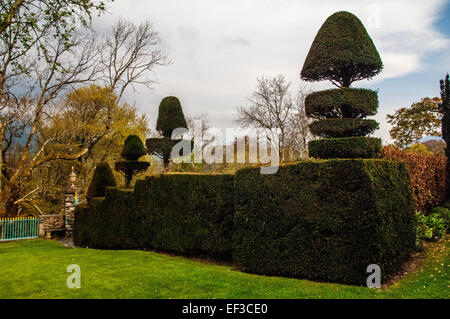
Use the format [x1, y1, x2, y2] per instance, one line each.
[301, 11, 383, 158]
[87, 162, 116, 201]
[115, 135, 149, 187]
[121, 134, 146, 161]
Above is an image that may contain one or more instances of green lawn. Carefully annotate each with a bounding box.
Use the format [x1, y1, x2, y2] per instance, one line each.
[0, 237, 448, 299]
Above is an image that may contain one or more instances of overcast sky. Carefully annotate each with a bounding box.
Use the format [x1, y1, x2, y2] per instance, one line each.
[92, 0, 450, 144]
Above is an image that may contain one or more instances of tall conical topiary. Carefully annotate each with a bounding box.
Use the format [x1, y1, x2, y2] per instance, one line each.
[87, 162, 116, 201]
[147, 96, 189, 171]
[301, 11, 383, 158]
[115, 135, 149, 187]
[156, 96, 188, 138]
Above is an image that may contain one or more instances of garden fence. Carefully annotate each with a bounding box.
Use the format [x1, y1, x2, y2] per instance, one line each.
[0, 217, 40, 241]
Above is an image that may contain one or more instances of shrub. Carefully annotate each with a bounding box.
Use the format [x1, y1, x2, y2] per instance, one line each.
[233, 159, 415, 285]
[406, 143, 434, 155]
[301, 11, 383, 87]
[305, 88, 378, 118]
[430, 206, 450, 232]
[379, 146, 447, 212]
[121, 135, 146, 161]
[310, 118, 379, 138]
[309, 137, 381, 159]
[148, 96, 189, 170]
[86, 162, 116, 201]
[415, 208, 449, 248]
[74, 173, 235, 258]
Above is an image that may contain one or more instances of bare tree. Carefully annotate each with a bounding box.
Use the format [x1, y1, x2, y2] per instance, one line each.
[286, 85, 314, 160]
[100, 18, 170, 102]
[0, 31, 103, 215]
[185, 113, 213, 153]
[235, 75, 312, 162]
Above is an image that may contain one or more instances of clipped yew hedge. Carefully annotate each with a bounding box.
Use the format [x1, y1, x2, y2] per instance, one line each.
[74, 160, 416, 285]
[305, 88, 378, 118]
[74, 173, 235, 258]
[310, 118, 379, 138]
[135, 173, 235, 258]
[233, 159, 415, 285]
[309, 137, 382, 159]
[73, 188, 139, 249]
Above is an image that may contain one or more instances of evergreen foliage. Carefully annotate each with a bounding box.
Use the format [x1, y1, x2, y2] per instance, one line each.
[156, 96, 188, 137]
[439, 74, 450, 199]
[121, 134, 146, 161]
[116, 135, 149, 187]
[301, 11, 383, 158]
[86, 162, 116, 201]
[147, 97, 189, 171]
[301, 11, 383, 87]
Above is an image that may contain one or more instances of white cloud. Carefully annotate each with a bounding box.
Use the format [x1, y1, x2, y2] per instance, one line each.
[92, 0, 449, 135]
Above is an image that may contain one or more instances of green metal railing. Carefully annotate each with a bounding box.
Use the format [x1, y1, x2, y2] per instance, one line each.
[0, 217, 40, 241]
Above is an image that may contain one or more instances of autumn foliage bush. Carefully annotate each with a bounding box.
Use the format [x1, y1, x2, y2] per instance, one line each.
[379, 145, 447, 212]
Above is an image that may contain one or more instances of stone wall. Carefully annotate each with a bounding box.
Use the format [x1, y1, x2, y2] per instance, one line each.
[39, 214, 65, 238]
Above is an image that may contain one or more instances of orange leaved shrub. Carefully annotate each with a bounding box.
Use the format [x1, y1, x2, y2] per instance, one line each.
[379, 145, 447, 212]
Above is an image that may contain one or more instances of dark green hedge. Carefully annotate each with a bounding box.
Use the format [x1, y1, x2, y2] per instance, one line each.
[74, 174, 235, 258]
[86, 162, 116, 202]
[135, 174, 235, 257]
[305, 88, 378, 119]
[233, 159, 415, 285]
[309, 137, 382, 159]
[310, 118, 379, 138]
[74, 188, 140, 249]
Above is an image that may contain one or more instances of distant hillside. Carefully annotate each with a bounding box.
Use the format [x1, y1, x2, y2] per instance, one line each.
[423, 140, 447, 157]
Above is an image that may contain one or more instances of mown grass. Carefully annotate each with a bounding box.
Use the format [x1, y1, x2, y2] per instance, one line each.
[0, 237, 448, 299]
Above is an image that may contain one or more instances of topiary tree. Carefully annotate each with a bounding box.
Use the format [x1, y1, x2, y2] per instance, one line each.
[146, 96, 188, 171]
[156, 96, 188, 137]
[301, 11, 383, 88]
[301, 11, 383, 158]
[115, 135, 150, 187]
[439, 74, 450, 199]
[87, 162, 116, 202]
[121, 135, 147, 160]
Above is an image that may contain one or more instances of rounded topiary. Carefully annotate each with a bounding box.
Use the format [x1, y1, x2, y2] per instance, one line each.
[301, 11, 383, 87]
[87, 162, 116, 201]
[310, 118, 379, 138]
[156, 96, 188, 138]
[301, 12, 383, 159]
[121, 134, 146, 161]
[305, 88, 379, 119]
